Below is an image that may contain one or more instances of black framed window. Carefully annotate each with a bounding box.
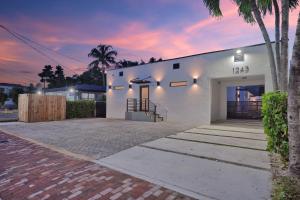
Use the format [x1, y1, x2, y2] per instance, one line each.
[173, 63, 180, 70]
[119, 71, 123, 76]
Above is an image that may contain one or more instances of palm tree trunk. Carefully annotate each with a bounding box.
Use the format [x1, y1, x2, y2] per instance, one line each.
[101, 64, 106, 87]
[251, 0, 279, 91]
[280, 0, 289, 91]
[273, 0, 281, 84]
[288, 12, 300, 178]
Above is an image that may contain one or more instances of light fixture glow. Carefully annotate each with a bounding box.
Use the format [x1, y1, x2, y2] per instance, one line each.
[37, 91, 42, 95]
[236, 49, 242, 54]
[69, 88, 75, 93]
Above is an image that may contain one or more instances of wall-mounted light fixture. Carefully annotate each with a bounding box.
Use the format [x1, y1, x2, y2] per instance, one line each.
[234, 49, 244, 62]
[69, 87, 75, 93]
[129, 84, 132, 89]
[157, 81, 160, 86]
[108, 85, 112, 89]
[193, 78, 197, 84]
[37, 90, 42, 95]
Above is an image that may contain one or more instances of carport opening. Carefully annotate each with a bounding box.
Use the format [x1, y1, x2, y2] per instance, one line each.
[227, 85, 264, 119]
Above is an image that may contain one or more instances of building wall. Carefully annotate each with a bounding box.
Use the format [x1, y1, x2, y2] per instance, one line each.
[106, 44, 274, 126]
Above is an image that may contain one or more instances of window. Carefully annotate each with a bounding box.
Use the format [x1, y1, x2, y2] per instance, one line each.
[173, 63, 180, 69]
[119, 71, 123, 76]
[112, 85, 124, 90]
[81, 93, 95, 100]
[81, 93, 88, 99]
[170, 81, 188, 87]
[89, 93, 95, 99]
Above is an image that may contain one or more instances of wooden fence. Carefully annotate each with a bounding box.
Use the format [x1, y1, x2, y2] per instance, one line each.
[18, 94, 66, 122]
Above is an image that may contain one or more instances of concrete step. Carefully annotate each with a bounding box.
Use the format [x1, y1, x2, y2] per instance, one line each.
[99, 146, 271, 200]
[198, 125, 264, 134]
[186, 128, 266, 141]
[168, 132, 267, 151]
[141, 138, 270, 170]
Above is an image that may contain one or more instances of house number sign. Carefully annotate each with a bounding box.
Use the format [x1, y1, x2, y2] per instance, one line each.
[232, 66, 249, 74]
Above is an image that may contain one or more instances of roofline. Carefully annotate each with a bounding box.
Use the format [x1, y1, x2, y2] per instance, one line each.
[108, 42, 274, 71]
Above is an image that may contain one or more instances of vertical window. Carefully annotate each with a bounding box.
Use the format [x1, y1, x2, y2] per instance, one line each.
[119, 71, 123, 76]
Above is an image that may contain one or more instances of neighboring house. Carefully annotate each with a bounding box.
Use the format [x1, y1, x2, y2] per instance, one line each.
[0, 83, 25, 95]
[44, 84, 106, 101]
[106, 43, 274, 126]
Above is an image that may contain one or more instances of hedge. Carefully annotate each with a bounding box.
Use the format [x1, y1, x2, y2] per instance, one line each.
[262, 92, 288, 161]
[66, 100, 95, 119]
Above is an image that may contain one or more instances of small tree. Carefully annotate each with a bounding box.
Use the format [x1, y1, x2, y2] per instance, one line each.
[0, 89, 8, 106]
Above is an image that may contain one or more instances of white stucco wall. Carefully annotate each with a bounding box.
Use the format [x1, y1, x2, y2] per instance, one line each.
[106, 43, 274, 126]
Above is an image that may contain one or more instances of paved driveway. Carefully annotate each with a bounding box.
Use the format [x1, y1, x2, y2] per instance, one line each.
[0, 118, 192, 159]
[99, 121, 271, 200]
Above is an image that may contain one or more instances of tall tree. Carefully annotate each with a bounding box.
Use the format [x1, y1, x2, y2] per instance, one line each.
[288, 12, 300, 178]
[88, 44, 117, 86]
[280, 0, 289, 91]
[38, 65, 54, 91]
[54, 65, 66, 87]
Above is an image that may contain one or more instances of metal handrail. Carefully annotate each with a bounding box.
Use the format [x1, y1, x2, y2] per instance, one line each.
[127, 98, 167, 122]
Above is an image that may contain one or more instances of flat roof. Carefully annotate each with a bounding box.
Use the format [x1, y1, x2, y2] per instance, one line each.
[108, 42, 273, 71]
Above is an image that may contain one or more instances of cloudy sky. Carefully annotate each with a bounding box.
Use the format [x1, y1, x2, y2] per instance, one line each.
[0, 0, 299, 85]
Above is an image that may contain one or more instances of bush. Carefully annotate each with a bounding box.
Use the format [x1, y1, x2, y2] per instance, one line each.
[272, 176, 300, 200]
[262, 92, 288, 160]
[66, 100, 95, 119]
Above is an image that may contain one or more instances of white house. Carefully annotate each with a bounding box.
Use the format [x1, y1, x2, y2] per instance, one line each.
[106, 43, 274, 126]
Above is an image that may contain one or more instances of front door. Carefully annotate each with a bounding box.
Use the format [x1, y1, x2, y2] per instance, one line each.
[140, 85, 149, 111]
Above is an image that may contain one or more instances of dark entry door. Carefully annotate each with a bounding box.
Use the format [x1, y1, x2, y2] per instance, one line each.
[227, 85, 264, 119]
[140, 85, 149, 111]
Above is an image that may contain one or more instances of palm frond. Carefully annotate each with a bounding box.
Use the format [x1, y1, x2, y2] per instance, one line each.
[202, 0, 222, 17]
[289, 0, 299, 9]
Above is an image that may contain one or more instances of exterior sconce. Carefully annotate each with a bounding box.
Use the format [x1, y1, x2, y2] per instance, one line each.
[129, 84, 132, 89]
[234, 49, 244, 62]
[69, 88, 75, 93]
[193, 78, 197, 84]
[157, 81, 160, 86]
[108, 85, 112, 89]
[37, 90, 42, 95]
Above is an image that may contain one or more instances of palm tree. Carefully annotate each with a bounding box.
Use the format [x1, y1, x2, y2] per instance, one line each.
[288, 12, 300, 178]
[88, 44, 118, 86]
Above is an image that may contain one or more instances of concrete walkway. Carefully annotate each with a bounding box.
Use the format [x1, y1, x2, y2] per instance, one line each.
[98, 121, 271, 200]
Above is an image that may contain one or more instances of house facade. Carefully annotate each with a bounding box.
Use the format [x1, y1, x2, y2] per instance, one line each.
[0, 83, 25, 95]
[106, 43, 274, 126]
[45, 84, 106, 101]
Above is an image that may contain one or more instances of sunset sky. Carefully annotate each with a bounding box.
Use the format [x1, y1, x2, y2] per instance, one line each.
[0, 0, 299, 85]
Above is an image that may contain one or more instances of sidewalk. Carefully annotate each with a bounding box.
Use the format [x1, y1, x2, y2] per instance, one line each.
[0, 131, 194, 200]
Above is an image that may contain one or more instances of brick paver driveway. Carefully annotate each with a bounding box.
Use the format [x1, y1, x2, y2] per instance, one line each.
[0, 119, 192, 159]
[0, 131, 193, 200]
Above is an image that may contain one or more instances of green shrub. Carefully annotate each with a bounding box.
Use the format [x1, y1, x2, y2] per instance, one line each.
[272, 176, 300, 200]
[66, 100, 95, 119]
[262, 92, 288, 160]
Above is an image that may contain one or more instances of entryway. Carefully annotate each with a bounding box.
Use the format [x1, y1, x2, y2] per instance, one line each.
[227, 85, 264, 119]
[210, 75, 265, 123]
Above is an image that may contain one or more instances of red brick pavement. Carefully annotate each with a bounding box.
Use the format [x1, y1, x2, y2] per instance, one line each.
[0, 131, 194, 200]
